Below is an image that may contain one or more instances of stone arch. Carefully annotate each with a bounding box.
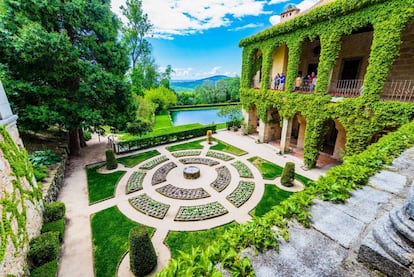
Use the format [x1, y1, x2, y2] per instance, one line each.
[320, 118, 346, 160]
[251, 49, 263, 88]
[296, 36, 321, 92]
[295, 114, 307, 150]
[369, 126, 398, 145]
[270, 44, 289, 90]
[261, 107, 282, 143]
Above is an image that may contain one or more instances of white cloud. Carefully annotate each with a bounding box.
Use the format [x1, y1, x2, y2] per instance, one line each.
[112, 0, 268, 38]
[171, 67, 194, 79]
[268, 0, 289, 5]
[229, 23, 263, 31]
[269, 15, 280, 25]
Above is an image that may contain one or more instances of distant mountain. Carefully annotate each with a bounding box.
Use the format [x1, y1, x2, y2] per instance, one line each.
[171, 75, 229, 92]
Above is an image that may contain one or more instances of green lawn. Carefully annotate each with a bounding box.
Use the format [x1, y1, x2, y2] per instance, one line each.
[91, 206, 155, 277]
[153, 110, 173, 129]
[251, 185, 293, 217]
[248, 156, 283, 179]
[118, 149, 160, 168]
[210, 138, 247, 156]
[166, 139, 205, 151]
[165, 222, 238, 259]
[118, 123, 204, 141]
[86, 166, 126, 204]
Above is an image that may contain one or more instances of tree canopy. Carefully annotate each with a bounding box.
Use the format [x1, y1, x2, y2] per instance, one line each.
[0, 0, 133, 154]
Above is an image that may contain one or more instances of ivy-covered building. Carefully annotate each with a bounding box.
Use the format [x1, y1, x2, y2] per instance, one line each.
[239, 0, 414, 168]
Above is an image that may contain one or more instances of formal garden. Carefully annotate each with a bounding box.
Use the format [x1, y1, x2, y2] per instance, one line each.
[86, 135, 312, 276]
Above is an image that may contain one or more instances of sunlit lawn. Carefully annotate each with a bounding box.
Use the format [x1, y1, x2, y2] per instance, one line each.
[153, 110, 173, 129]
[86, 166, 126, 204]
[248, 156, 283, 179]
[166, 139, 205, 151]
[210, 138, 247, 156]
[91, 206, 155, 277]
[165, 222, 238, 259]
[118, 149, 160, 167]
[251, 185, 293, 216]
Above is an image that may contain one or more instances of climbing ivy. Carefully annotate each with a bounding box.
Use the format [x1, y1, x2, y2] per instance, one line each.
[239, 0, 414, 167]
[0, 126, 42, 264]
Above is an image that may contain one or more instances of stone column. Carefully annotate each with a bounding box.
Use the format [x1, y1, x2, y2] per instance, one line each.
[280, 118, 292, 153]
[0, 81, 22, 147]
[258, 119, 267, 143]
[296, 115, 306, 149]
[358, 181, 414, 277]
[332, 120, 346, 160]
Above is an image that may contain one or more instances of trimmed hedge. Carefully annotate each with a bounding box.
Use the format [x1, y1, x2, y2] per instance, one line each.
[281, 162, 295, 187]
[114, 124, 217, 154]
[41, 218, 65, 242]
[129, 226, 157, 277]
[27, 232, 60, 267]
[43, 202, 65, 223]
[30, 259, 58, 277]
[105, 149, 118, 170]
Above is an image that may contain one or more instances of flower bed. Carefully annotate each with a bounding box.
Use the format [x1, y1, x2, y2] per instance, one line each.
[206, 151, 234, 161]
[226, 180, 255, 207]
[139, 155, 169, 170]
[126, 171, 146, 194]
[151, 162, 177, 185]
[179, 157, 219, 166]
[175, 202, 228, 221]
[171, 151, 201, 158]
[210, 166, 231, 192]
[129, 194, 170, 219]
[231, 161, 253, 178]
[156, 184, 210, 200]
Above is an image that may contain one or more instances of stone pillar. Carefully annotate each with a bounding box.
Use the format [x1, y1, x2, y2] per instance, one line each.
[258, 119, 267, 143]
[296, 115, 306, 149]
[332, 120, 346, 160]
[280, 118, 292, 153]
[358, 181, 414, 277]
[0, 81, 23, 146]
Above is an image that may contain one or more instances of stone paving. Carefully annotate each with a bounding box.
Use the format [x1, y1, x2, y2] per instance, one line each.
[246, 146, 414, 277]
[59, 130, 326, 277]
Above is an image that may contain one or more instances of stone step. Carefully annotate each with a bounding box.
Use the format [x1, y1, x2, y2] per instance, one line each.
[389, 209, 414, 243]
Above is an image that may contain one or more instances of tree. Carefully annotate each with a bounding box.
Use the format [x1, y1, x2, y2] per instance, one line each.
[160, 65, 174, 89]
[0, 0, 132, 155]
[121, 0, 153, 68]
[144, 87, 177, 114]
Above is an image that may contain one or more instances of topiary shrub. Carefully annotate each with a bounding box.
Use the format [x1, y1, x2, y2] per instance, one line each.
[129, 226, 157, 277]
[30, 259, 58, 277]
[41, 218, 65, 242]
[43, 202, 66, 223]
[281, 162, 295, 187]
[206, 130, 213, 144]
[105, 149, 118, 170]
[27, 232, 60, 267]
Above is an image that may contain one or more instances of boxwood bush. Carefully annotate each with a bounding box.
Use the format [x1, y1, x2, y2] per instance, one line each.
[281, 162, 295, 187]
[41, 218, 65, 242]
[43, 202, 65, 223]
[27, 232, 60, 267]
[30, 259, 58, 277]
[129, 226, 157, 276]
[105, 149, 118, 170]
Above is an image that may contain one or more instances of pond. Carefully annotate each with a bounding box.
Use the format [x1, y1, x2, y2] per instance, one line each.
[170, 108, 241, 126]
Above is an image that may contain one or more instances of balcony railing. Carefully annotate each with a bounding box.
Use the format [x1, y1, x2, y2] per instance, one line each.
[381, 80, 414, 102]
[328, 79, 363, 97]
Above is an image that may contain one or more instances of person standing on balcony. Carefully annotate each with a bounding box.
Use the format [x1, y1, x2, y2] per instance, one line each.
[311, 74, 317, 91]
[295, 74, 303, 91]
[309, 72, 316, 90]
[274, 73, 281, 89]
[279, 73, 286, 90]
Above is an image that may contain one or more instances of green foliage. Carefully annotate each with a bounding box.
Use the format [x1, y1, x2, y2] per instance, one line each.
[41, 219, 65, 242]
[43, 202, 65, 223]
[105, 149, 118, 170]
[30, 259, 58, 277]
[86, 166, 126, 204]
[83, 130, 92, 141]
[191, 77, 241, 104]
[118, 149, 160, 168]
[248, 156, 283, 179]
[115, 125, 216, 153]
[28, 150, 60, 166]
[252, 184, 293, 217]
[166, 139, 204, 151]
[144, 87, 178, 114]
[1, 0, 132, 152]
[129, 226, 157, 276]
[126, 119, 152, 136]
[91, 206, 155, 277]
[281, 162, 295, 187]
[217, 105, 242, 127]
[33, 165, 48, 182]
[153, 110, 173, 129]
[27, 232, 60, 267]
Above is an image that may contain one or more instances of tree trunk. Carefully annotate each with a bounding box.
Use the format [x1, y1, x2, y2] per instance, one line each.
[78, 128, 87, 148]
[69, 129, 81, 156]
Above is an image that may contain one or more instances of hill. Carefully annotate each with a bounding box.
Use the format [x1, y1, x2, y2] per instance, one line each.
[171, 75, 229, 92]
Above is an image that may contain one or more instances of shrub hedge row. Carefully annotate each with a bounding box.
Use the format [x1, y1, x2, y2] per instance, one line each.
[114, 124, 216, 154]
[129, 226, 157, 277]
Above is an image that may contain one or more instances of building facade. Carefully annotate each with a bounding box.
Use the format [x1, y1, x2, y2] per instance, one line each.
[239, 0, 414, 168]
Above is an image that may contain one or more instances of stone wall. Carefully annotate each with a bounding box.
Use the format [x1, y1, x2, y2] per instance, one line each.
[387, 23, 414, 80]
[42, 156, 68, 204]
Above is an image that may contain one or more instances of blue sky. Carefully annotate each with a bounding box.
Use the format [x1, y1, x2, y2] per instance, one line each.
[111, 0, 320, 80]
